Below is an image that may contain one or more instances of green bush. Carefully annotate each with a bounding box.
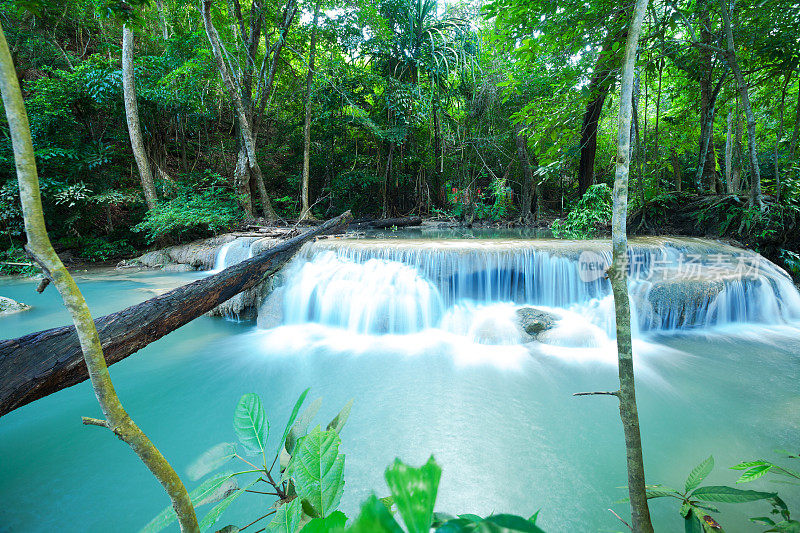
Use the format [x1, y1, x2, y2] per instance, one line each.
[133, 172, 242, 243]
[0, 246, 38, 276]
[552, 183, 612, 239]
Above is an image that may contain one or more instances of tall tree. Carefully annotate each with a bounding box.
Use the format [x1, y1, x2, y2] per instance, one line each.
[122, 25, 158, 210]
[609, 0, 654, 528]
[0, 20, 199, 533]
[577, 9, 629, 197]
[719, 0, 762, 209]
[300, 0, 322, 221]
[200, 0, 283, 221]
[577, 0, 655, 530]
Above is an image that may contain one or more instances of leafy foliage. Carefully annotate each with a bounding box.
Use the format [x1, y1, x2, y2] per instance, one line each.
[551, 184, 612, 238]
[133, 172, 242, 243]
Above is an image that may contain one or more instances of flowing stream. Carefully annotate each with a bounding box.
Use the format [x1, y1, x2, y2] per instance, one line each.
[1, 232, 799, 532]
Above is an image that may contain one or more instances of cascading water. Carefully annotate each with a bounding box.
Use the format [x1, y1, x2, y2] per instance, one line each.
[266, 237, 800, 346]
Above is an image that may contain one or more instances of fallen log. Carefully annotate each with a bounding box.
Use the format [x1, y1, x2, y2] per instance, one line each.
[0, 211, 351, 417]
[350, 216, 422, 230]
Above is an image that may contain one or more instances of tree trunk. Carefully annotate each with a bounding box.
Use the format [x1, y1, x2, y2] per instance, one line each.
[672, 152, 683, 192]
[695, 70, 728, 192]
[514, 123, 535, 222]
[697, 0, 719, 193]
[300, 0, 321, 221]
[775, 72, 790, 202]
[577, 10, 628, 197]
[200, 0, 276, 220]
[633, 71, 644, 205]
[0, 23, 199, 531]
[789, 68, 800, 180]
[381, 143, 395, 218]
[235, 146, 255, 217]
[654, 58, 663, 189]
[720, 0, 762, 209]
[122, 26, 158, 210]
[609, 0, 654, 529]
[733, 100, 744, 193]
[0, 212, 351, 417]
[155, 0, 169, 40]
[725, 109, 734, 192]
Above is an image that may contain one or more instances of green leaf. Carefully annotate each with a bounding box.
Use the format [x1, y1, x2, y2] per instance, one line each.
[301, 510, 348, 533]
[284, 426, 345, 518]
[279, 388, 310, 450]
[187, 442, 237, 481]
[435, 518, 477, 533]
[736, 464, 773, 483]
[480, 514, 546, 532]
[234, 393, 268, 456]
[684, 510, 703, 533]
[751, 516, 777, 526]
[268, 498, 303, 533]
[767, 520, 800, 532]
[327, 399, 354, 434]
[140, 473, 236, 533]
[731, 460, 769, 470]
[686, 456, 714, 492]
[347, 495, 404, 533]
[199, 479, 258, 532]
[385, 456, 441, 533]
[286, 397, 323, 454]
[692, 485, 776, 503]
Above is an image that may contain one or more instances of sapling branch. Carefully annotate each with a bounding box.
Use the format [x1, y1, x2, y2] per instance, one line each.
[609, 508, 633, 531]
[235, 453, 261, 471]
[81, 416, 109, 427]
[239, 510, 277, 531]
[574, 391, 621, 397]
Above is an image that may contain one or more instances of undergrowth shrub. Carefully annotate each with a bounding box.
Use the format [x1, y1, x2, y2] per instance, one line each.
[133, 171, 241, 243]
[552, 183, 612, 238]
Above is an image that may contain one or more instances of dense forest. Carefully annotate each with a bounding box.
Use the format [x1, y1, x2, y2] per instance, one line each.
[0, 0, 798, 273]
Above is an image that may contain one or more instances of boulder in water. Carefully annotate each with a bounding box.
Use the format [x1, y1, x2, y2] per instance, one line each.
[516, 307, 557, 338]
[0, 296, 31, 316]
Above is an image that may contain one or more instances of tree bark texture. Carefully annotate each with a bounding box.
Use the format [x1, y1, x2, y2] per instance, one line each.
[122, 26, 158, 210]
[609, 0, 654, 530]
[577, 9, 628, 197]
[200, 0, 277, 220]
[300, 0, 321, 221]
[719, 0, 762, 209]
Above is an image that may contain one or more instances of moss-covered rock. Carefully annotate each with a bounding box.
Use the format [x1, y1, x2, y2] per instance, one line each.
[0, 296, 31, 316]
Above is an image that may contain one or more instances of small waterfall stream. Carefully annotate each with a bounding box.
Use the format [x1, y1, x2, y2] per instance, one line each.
[267, 237, 800, 343]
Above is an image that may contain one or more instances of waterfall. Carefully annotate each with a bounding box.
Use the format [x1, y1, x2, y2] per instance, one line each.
[209, 241, 235, 273]
[209, 237, 262, 274]
[266, 237, 800, 341]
